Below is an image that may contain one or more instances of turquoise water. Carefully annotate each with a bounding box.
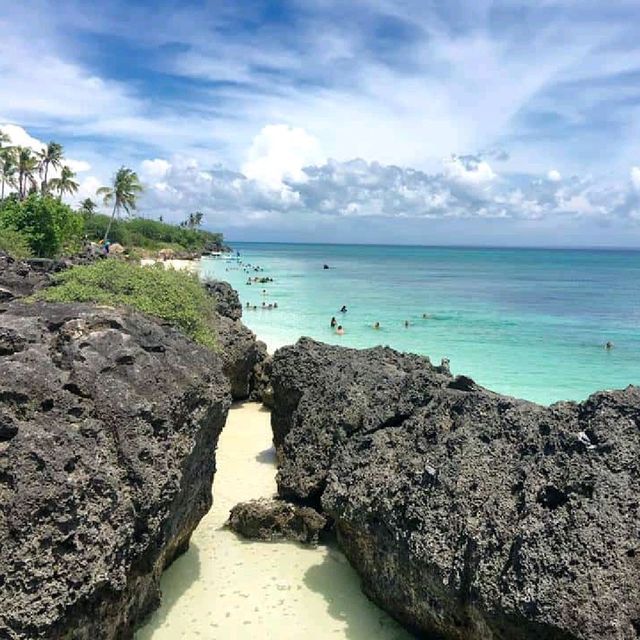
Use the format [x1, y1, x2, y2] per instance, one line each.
[201, 244, 640, 405]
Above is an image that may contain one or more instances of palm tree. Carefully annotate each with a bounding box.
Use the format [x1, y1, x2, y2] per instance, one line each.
[78, 197, 97, 218]
[193, 211, 203, 227]
[50, 165, 79, 201]
[96, 166, 143, 241]
[0, 149, 17, 200]
[16, 147, 39, 200]
[38, 142, 64, 194]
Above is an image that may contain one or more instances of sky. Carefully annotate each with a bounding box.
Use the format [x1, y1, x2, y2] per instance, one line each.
[2, 0, 640, 246]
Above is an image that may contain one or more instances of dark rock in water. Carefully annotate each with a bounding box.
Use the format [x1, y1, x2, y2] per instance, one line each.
[228, 498, 328, 545]
[0, 300, 231, 639]
[269, 337, 640, 640]
[204, 279, 242, 321]
[217, 315, 268, 400]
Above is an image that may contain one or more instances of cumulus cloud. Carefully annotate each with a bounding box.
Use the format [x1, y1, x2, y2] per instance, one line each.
[547, 169, 562, 182]
[137, 134, 640, 230]
[242, 125, 323, 191]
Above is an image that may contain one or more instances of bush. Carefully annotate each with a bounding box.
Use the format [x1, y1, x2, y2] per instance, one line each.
[0, 194, 83, 257]
[0, 227, 33, 260]
[82, 214, 224, 253]
[36, 260, 218, 349]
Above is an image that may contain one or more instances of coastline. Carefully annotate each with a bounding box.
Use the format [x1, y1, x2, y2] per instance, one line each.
[136, 403, 411, 640]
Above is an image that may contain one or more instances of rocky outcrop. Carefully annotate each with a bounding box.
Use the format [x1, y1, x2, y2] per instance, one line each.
[269, 338, 640, 640]
[0, 300, 231, 639]
[204, 280, 242, 321]
[216, 315, 268, 400]
[0, 252, 50, 302]
[228, 498, 328, 545]
[202, 278, 268, 400]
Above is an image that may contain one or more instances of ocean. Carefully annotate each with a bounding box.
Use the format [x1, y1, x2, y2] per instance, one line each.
[200, 243, 640, 405]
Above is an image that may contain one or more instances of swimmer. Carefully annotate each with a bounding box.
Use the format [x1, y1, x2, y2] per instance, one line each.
[262, 302, 266, 307]
[373, 322, 380, 330]
[605, 341, 614, 350]
[340, 305, 347, 313]
[336, 325, 345, 335]
[404, 320, 410, 328]
[330, 316, 337, 328]
[422, 313, 430, 319]
[274, 302, 278, 308]
[245, 302, 250, 308]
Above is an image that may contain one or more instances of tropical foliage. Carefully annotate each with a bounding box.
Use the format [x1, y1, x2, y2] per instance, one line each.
[0, 129, 225, 257]
[0, 194, 83, 257]
[83, 214, 223, 253]
[96, 166, 143, 241]
[0, 227, 33, 260]
[0, 134, 78, 201]
[37, 260, 218, 349]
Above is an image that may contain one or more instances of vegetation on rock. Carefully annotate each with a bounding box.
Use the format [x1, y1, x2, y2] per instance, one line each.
[37, 260, 219, 348]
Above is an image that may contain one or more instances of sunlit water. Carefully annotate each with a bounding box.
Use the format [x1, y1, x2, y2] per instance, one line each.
[203, 243, 640, 405]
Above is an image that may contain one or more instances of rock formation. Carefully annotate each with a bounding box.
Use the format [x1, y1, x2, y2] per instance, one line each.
[269, 338, 640, 640]
[228, 498, 328, 545]
[0, 300, 231, 639]
[203, 279, 242, 321]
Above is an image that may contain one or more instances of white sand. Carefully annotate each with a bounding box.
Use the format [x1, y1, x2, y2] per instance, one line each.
[136, 402, 411, 640]
[140, 258, 200, 272]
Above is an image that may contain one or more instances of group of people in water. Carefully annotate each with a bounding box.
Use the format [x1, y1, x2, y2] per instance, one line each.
[329, 307, 431, 335]
[246, 301, 278, 311]
[246, 276, 273, 285]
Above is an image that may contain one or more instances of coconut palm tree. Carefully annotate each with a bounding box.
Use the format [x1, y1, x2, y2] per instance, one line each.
[0, 149, 17, 200]
[16, 147, 39, 200]
[78, 197, 97, 218]
[38, 142, 64, 194]
[50, 165, 79, 200]
[193, 211, 203, 227]
[96, 166, 143, 241]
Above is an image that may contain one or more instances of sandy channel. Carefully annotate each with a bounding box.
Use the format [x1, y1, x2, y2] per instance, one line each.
[136, 402, 412, 640]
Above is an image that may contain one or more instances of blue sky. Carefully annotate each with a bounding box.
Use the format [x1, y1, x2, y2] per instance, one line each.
[2, 0, 640, 246]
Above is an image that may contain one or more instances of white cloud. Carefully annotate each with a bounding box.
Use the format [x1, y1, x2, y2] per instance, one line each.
[547, 169, 562, 182]
[242, 125, 323, 189]
[631, 166, 640, 191]
[0, 124, 45, 152]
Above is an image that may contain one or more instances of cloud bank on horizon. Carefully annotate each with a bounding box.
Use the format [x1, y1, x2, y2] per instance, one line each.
[2, 0, 640, 246]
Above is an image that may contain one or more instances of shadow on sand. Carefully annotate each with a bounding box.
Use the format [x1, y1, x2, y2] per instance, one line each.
[255, 446, 277, 464]
[303, 544, 414, 640]
[135, 543, 202, 639]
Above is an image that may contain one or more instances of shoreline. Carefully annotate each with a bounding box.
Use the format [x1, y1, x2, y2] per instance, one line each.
[136, 403, 411, 640]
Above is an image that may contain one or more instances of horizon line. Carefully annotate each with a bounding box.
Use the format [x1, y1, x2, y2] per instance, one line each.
[224, 239, 640, 252]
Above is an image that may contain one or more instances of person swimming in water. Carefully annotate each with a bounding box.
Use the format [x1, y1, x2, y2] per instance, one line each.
[605, 341, 614, 350]
[330, 316, 337, 328]
[373, 322, 380, 330]
[340, 305, 347, 313]
[404, 320, 410, 328]
[336, 325, 345, 335]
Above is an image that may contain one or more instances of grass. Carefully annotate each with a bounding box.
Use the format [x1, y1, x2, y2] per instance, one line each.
[36, 260, 218, 349]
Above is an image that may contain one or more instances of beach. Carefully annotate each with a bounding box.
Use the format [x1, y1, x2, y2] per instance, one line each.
[140, 258, 200, 272]
[136, 402, 411, 640]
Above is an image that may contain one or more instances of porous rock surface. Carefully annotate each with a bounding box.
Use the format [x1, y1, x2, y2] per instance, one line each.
[228, 498, 328, 545]
[203, 279, 242, 321]
[216, 315, 268, 400]
[0, 300, 231, 639]
[269, 337, 640, 640]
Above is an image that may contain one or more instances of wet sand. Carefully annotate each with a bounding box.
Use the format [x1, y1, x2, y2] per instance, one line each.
[136, 402, 411, 640]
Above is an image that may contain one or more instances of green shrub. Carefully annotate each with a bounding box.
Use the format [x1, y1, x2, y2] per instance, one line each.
[82, 214, 224, 253]
[0, 227, 33, 260]
[0, 194, 83, 257]
[36, 260, 218, 349]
